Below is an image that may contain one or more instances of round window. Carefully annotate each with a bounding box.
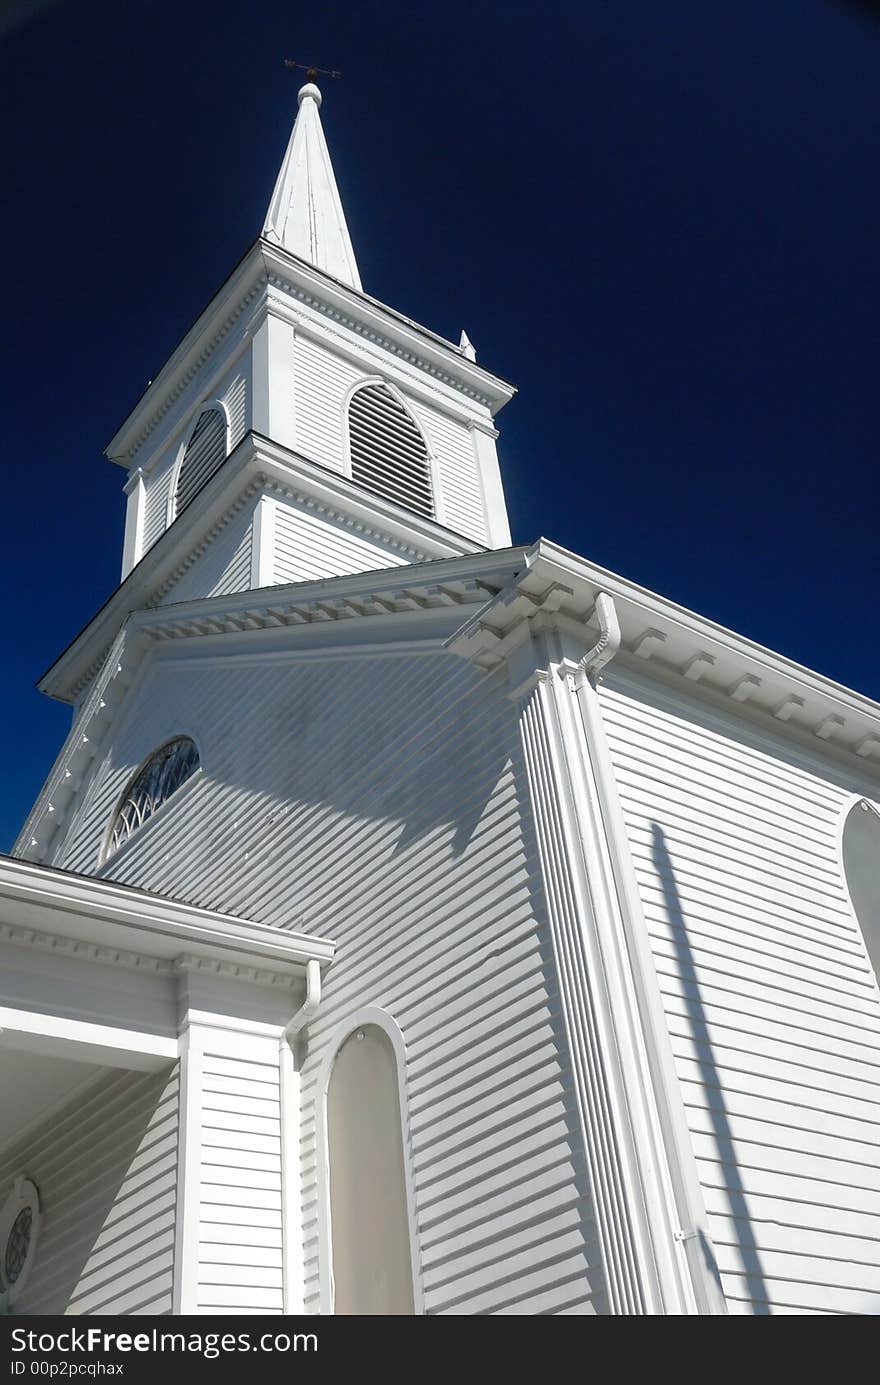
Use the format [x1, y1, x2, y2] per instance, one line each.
[0, 1178, 40, 1308]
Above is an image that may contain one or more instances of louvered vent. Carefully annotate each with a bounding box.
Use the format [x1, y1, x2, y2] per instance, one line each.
[175, 408, 227, 516]
[348, 384, 434, 519]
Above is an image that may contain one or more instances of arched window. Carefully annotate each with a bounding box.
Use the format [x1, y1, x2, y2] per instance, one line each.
[174, 407, 227, 517]
[347, 383, 434, 519]
[106, 737, 199, 857]
[843, 798, 880, 985]
[326, 1024, 415, 1315]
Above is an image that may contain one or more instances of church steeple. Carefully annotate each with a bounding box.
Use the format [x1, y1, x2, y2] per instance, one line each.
[103, 77, 515, 612]
[262, 81, 362, 291]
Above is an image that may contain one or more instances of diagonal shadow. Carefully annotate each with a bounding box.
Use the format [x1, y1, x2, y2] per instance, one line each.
[651, 822, 770, 1314]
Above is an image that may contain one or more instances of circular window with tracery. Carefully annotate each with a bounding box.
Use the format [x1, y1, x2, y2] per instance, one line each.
[0, 1177, 40, 1310]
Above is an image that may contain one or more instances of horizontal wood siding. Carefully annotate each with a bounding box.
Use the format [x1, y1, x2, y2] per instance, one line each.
[293, 335, 361, 474]
[409, 399, 488, 545]
[142, 461, 173, 555]
[599, 665, 880, 1315]
[198, 1048, 284, 1314]
[272, 496, 408, 584]
[220, 370, 248, 451]
[57, 649, 605, 1315]
[137, 361, 249, 559]
[0, 1068, 178, 1315]
[158, 508, 254, 605]
[292, 335, 489, 544]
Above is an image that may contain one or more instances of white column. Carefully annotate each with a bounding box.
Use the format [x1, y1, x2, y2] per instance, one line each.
[508, 625, 698, 1314]
[569, 665, 728, 1316]
[120, 467, 145, 579]
[251, 303, 297, 452]
[469, 419, 511, 547]
[173, 968, 305, 1316]
[448, 565, 727, 1314]
[250, 495, 278, 588]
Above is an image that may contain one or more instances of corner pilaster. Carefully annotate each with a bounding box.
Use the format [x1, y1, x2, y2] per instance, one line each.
[120, 468, 146, 580]
[447, 570, 725, 1314]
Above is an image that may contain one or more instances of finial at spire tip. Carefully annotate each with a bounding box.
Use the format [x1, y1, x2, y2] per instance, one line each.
[298, 82, 322, 107]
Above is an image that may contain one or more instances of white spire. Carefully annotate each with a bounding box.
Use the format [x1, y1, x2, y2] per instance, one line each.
[262, 82, 362, 291]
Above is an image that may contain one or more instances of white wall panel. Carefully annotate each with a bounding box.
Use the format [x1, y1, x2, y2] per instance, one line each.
[55, 648, 605, 1315]
[0, 1068, 178, 1315]
[293, 334, 361, 474]
[220, 369, 248, 451]
[272, 496, 408, 584]
[197, 1047, 283, 1314]
[158, 508, 254, 606]
[142, 446, 175, 557]
[137, 357, 251, 561]
[599, 665, 880, 1316]
[409, 399, 488, 544]
[292, 333, 490, 546]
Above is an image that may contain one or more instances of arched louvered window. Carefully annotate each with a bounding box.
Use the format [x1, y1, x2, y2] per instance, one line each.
[174, 407, 227, 516]
[348, 383, 434, 519]
[106, 737, 199, 857]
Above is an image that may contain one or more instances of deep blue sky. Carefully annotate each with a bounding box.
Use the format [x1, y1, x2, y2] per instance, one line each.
[2, 0, 879, 848]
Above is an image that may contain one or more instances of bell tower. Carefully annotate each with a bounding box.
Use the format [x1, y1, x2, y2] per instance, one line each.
[108, 79, 516, 612]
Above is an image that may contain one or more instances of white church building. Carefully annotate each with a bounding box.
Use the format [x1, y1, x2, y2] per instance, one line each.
[2, 78, 879, 1317]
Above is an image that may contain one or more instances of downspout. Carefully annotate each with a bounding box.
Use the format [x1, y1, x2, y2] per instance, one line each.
[571, 592, 728, 1315]
[573, 591, 621, 686]
[279, 958, 322, 1314]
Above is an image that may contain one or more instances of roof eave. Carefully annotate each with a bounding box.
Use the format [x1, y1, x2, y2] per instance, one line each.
[106, 240, 516, 466]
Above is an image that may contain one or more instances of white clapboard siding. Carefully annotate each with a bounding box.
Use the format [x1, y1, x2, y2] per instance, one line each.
[0, 1068, 178, 1316]
[293, 334, 362, 473]
[143, 463, 173, 555]
[57, 649, 605, 1315]
[221, 371, 248, 451]
[158, 508, 254, 605]
[134, 361, 247, 561]
[198, 1050, 284, 1314]
[292, 333, 490, 545]
[599, 665, 880, 1315]
[408, 399, 488, 545]
[272, 496, 409, 585]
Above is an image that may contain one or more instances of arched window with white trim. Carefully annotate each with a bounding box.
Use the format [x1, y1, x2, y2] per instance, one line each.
[174, 407, 227, 517]
[843, 798, 880, 986]
[326, 1023, 415, 1315]
[105, 737, 200, 858]
[347, 382, 434, 519]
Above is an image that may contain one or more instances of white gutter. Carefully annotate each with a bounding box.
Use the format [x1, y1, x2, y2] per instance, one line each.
[570, 593, 728, 1314]
[280, 957, 323, 1314]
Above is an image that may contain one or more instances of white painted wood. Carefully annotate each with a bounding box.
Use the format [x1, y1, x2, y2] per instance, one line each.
[0, 1068, 178, 1315]
[293, 331, 362, 475]
[263, 82, 362, 291]
[250, 495, 277, 589]
[121, 468, 145, 579]
[599, 663, 880, 1315]
[159, 504, 254, 605]
[53, 641, 607, 1315]
[272, 492, 408, 585]
[469, 420, 511, 548]
[176, 1010, 288, 1315]
[251, 310, 296, 453]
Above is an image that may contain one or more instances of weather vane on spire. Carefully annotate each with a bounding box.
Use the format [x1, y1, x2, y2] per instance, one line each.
[283, 59, 342, 82]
